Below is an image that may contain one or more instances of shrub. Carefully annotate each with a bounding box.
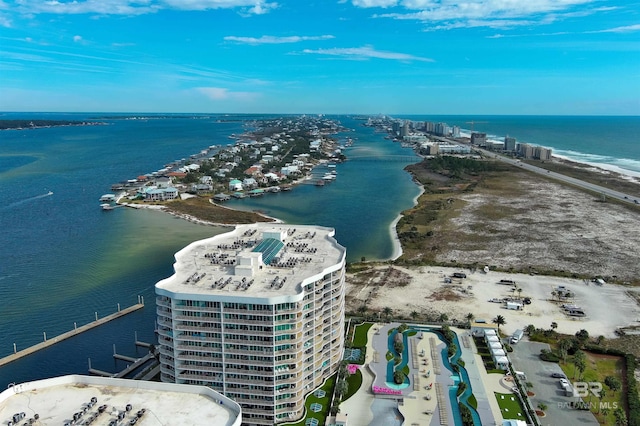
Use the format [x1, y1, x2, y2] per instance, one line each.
[539, 349, 560, 362]
[393, 370, 405, 385]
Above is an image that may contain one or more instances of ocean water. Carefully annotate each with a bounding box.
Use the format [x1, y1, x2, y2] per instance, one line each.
[403, 115, 640, 176]
[0, 113, 638, 388]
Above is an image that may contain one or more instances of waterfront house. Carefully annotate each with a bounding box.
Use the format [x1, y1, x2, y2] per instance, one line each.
[242, 177, 257, 189]
[144, 186, 178, 201]
[228, 179, 243, 191]
[155, 177, 172, 188]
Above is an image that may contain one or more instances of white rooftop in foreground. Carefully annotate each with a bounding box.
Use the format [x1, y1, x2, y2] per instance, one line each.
[0, 375, 241, 426]
[156, 223, 346, 301]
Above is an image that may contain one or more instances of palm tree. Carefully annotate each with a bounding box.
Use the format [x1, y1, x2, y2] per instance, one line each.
[598, 388, 607, 413]
[551, 290, 557, 301]
[601, 407, 610, 420]
[335, 379, 349, 400]
[613, 406, 627, 426]
[537, 402, 547, 414]
[558, 338, 572, 363]
[382, 307, 393, 321]
[573, 350, 586, 379]
[465, 312, 474, 328]
[493, 315, 506, 332]
[357, 305, 367, 317]
[410, 310, 419, 321]
[517, 288, 523, 299]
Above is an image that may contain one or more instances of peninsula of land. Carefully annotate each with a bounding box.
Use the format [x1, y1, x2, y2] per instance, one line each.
[0, 119, 106, 130]
[107, 115, 640, 284]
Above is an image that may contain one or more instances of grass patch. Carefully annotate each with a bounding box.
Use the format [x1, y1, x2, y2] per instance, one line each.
[162, 196, 274, 224]
[342, 370, 363, 402]
[495, 392, 526, 420]
[352, 322, 373, 347]
[283, 375, 335, 426]
[467, 394, 478, 409]
[559, 353, 625, 425]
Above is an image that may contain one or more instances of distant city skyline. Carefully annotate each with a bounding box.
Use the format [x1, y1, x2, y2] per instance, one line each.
[1, 0, 638, 115]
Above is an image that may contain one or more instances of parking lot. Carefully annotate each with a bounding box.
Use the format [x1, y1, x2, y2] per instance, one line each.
[508, 340, 599, 426]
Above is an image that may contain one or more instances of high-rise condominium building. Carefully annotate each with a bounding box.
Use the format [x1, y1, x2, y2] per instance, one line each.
[155, 223, 346, 426]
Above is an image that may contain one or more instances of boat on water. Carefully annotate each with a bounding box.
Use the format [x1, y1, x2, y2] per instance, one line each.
[99, 193, 116, 202]
[101, 203, 115, 210]
[315, 180, 325, 186]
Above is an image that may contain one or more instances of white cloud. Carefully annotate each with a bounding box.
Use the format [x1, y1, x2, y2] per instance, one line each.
[224, 35, 334, 44]
[11, 0, 277, 16]
[352, 0, 398, 7]
[73, 35, 83, 42]
[587, 24, 640, 33]
[356, 0, 605, 31]
[196, 86, 259, 101]
[0, 13, 11, 28]
[302, 45, 433, 62]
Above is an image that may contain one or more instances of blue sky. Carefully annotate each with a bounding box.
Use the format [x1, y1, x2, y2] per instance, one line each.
[1, 0, 639, 114]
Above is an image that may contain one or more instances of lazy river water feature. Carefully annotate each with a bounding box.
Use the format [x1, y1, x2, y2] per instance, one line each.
[386, 326, 481, 426]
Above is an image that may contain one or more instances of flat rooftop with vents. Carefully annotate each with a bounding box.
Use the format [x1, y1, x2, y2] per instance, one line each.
[0, 375, 241, 426]
[156, 223, 346, 302]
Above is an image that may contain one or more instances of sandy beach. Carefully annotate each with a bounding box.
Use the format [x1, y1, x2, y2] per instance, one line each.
[346, 265, 640, 338]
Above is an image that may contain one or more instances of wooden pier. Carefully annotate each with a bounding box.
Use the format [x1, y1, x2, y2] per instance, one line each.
[0, 298, 144, 368]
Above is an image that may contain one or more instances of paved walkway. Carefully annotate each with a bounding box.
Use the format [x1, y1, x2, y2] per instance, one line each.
[455, 327, 508, 425]
[338, 324, 377, 426]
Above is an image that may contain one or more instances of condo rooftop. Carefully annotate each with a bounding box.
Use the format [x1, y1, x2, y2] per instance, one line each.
[0, 375, 241, 426]
[156, 223, 346, 299]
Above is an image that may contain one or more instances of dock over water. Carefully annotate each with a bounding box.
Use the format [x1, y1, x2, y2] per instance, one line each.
[0, 301, 144, 368]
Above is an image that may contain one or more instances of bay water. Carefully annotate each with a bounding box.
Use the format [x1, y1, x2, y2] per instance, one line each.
[0, 113, 638, 388]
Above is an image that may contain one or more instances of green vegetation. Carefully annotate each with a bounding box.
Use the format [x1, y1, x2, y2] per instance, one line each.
[495, 392, 526, 420]
[352, 322, 372, 348]
[555, 349, 629, 425]
[342, 369, 363, 402]
[0, 119, 100, 129]
[459, 402, 474, 426]
[457, 381, 467, 397]
[163, 196, 273, 224]
[395, 156, 510, 265]
[467, 394, 478, 410]
[284, 375, 335, 426]
[393, 370, 406, 385]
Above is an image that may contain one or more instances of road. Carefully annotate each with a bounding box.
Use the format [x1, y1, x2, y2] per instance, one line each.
[481, 148, 640, 206]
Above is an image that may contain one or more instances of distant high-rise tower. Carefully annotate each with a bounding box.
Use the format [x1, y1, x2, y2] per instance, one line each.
[471, 132, 487, 145]
[504, 136, 516, 151]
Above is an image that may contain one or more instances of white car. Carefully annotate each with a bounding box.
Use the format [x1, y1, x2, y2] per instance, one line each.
[559, 378, 570, 387]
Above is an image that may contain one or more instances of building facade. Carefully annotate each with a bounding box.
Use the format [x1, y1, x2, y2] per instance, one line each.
[155, 223, 346, 425]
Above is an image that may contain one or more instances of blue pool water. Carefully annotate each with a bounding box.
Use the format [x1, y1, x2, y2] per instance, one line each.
[386, 329, 410, 389]
[411, 326, 482, 426]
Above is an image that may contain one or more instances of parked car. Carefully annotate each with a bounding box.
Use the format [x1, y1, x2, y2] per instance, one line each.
[559, 378, 570, 387]
[551, 372, 566, 379]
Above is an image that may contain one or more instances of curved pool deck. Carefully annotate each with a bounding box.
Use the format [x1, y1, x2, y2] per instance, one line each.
[338, 322, 506, 426]
[368, 323, 485, 426]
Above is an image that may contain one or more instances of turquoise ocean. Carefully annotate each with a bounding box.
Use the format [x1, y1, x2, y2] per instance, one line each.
[0, 113, 638, 387]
